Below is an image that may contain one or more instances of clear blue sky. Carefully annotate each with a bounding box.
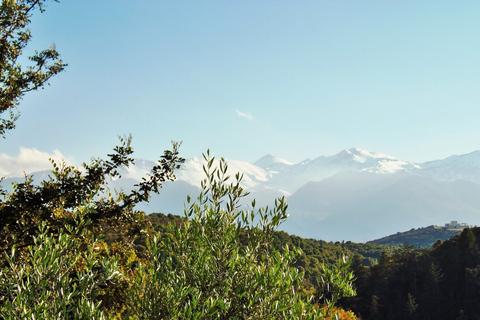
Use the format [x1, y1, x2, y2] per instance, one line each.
[3, 0, 480, 167]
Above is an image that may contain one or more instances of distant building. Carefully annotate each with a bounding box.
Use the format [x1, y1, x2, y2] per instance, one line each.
[444, 220, 470, 228]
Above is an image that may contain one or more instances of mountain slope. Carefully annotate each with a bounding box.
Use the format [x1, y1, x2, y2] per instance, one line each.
[282, 172, 480, 242]
[416, 150, 480, 184]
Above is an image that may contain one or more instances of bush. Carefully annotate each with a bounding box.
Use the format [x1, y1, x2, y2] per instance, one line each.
[124, 153, 355, 319]
[0, 152, 357, 319]
[0, 203, 122, 319]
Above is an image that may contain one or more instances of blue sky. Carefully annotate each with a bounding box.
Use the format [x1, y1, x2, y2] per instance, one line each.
[2, 0, 480, 171]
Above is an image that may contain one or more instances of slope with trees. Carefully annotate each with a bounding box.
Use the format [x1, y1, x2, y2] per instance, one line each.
[147, 214, 391, 299]
[369, 225, 464, 248]
[341, 228, 480, 320]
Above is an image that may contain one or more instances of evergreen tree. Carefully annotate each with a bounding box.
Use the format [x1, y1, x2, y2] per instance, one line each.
[419, 262, 443, 320]
[367, 295, 383, 320]
[464, 265, 480, 316]
[403, 293, 418, 320]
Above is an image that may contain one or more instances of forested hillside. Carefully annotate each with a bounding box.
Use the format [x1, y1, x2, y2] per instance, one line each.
[148, 214, 480, 319]
[341, 227, 480, 320]
[369, 225, 464, 248]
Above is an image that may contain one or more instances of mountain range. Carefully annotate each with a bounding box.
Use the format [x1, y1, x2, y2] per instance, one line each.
[3, 147, 480, 242]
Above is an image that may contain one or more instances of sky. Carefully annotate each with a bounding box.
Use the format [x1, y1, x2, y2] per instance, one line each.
[2, 0, 480, 175]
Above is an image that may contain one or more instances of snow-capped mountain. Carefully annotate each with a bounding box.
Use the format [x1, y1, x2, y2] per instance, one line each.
[416, 150, 480, 184]
[254, 154, 293, 172]
[175, 156, 271, 189]
[260, 148, 420, 194]
[3, 147, 480, 242]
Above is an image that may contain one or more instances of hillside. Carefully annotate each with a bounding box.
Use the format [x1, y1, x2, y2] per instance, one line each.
[368, 224, 466, 248]
[342, 227, 480, 320]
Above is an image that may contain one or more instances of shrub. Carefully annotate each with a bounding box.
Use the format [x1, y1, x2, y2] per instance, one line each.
[0, 152, 358, 319]
[0, 202, 122, 319]
[124, 153, 355, 319]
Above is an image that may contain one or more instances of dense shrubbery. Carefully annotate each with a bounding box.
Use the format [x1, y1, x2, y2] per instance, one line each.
[0, 151, 358, 319]
[0, 205, 123, 319]
[0, 135, 184, 254]
[148, 213, 391, 298]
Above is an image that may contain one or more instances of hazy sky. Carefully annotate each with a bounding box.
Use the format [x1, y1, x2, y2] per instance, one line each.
[2, 1, 480, 171]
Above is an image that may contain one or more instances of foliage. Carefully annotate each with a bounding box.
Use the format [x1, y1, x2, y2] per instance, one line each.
[0, 0, 67, 137]
[148, 213, 390, 300]
[317, 307, 359, 320]
[125, 153, 352, 319]
[342, 227, 480, 320]
[316, 257, 356, 310]
[147, 212, 185, 234]
[0, 135, 184, 255]
[0, 152, 358, 319]
[266, 229, 390, 296]
[0, 202, 122, 319]
[0, 133, 183, 318]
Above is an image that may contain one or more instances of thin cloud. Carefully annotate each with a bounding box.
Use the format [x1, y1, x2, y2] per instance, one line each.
[0, 147, 73, 177]
[236, 110, 254, 120]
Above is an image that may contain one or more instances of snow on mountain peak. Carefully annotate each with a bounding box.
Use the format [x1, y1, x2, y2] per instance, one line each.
[416, 150, 480, 183]
[319, 148, 420, 176]
[175, 156, 270, 189]
[345, 147, 396, 160]
[254, 154, 293, 171]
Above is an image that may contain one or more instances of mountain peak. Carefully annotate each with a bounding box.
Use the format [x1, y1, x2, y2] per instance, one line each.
[254, 154, 292, 171]
[343, 147, 397, 160]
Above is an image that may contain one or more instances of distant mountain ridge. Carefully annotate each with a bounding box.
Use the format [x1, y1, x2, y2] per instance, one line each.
[3, 147, 480, 242]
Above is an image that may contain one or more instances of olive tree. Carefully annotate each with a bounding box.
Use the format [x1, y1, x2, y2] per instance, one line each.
[125, 153, 356, 319]
[0, 202, 122, 319]
[0, 0, 67, 137]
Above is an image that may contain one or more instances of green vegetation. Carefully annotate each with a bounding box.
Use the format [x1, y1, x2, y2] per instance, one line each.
[124, 154, 357, 319]
[0, 206, 123, 319]
[340, 228, 480, 320]
[6, 2, 480, 320]
[369, 225, 464, 248]
[273, 234, 392, 296]
[0, 153, 358, 319]
[147, 213, 392, 298]
[1, 3, 359, 318]
[0, 0, 67, 137]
